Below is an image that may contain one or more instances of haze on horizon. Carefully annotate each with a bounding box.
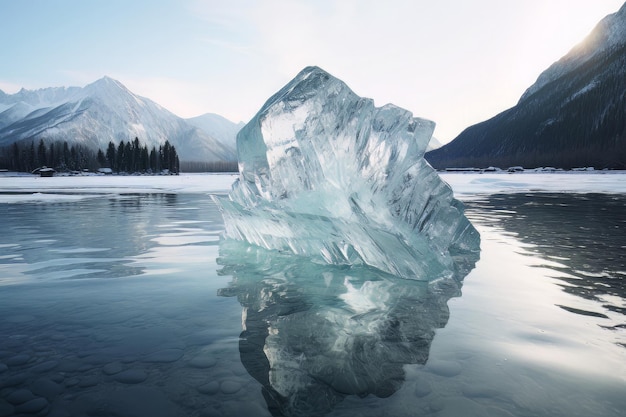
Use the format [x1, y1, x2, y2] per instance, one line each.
[0, 0, 623, 144]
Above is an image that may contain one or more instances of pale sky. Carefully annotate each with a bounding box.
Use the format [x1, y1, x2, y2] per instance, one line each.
[0, 0, 623, 144]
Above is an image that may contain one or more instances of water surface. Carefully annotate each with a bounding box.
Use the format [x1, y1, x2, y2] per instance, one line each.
[0, 185, 624, 416]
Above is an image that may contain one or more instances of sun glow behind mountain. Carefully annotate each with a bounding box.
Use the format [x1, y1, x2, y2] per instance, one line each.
[0, 1, 624, 145]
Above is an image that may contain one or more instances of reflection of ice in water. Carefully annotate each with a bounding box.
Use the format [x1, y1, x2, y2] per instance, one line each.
[217, 239, 478, 416]
[340, 276, 390, 313]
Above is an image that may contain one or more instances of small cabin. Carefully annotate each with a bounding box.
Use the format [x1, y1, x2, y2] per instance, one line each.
[32, 166, 56, 177]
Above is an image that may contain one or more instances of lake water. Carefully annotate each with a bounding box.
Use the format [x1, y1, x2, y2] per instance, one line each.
[0, 174, 624, 417]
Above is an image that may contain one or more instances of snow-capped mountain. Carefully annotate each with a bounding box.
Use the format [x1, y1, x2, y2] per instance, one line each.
[0, 77, 237, 163]
[520, 3, 626, 101]
[186, 113, 244, 151]
[426, 3, 626, 169]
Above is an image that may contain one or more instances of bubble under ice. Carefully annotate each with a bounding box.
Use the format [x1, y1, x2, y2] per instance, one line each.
[213, 66, 479, 279]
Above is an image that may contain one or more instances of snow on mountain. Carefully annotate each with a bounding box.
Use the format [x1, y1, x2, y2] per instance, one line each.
[0, 86, 81, 126]
[426, 3, 626, 170]
[520, 2, 626, 101]
[0, 77, 237, 163]
[186, 113, 244, 150]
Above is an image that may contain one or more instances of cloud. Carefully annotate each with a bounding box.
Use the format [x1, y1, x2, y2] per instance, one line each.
[5, 0, 622, 143]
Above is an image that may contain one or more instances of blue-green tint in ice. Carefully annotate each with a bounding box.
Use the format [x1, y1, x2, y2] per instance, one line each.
[214, 66, 480, 279]
[216, 237, 477, 416]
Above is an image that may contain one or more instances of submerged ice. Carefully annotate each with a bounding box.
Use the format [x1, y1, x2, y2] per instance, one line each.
[214, 66, 479, 279]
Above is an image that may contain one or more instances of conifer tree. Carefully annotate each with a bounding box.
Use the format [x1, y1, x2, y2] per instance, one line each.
[149, 146, 158, 172]
[11, 143, 20, 171]
[62, 141, 70, 169]
[49, 143, 56, 169]
[117, 141, 126, 172]
[106, 141, 116, 169]
[37, 139, 47, 167]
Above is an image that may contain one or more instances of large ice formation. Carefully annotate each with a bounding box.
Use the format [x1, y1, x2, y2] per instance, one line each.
[214, 66, 479, 279]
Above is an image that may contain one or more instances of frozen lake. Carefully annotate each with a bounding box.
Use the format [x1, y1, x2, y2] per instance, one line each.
[0, 172, 625, 417]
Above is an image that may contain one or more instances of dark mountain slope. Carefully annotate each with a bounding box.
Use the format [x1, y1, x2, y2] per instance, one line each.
[426, 4, 626, 169]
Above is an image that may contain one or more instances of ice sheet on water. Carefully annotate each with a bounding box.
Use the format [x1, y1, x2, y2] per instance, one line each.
[0, 173, 238, 202]
[213, 66, 479, 279]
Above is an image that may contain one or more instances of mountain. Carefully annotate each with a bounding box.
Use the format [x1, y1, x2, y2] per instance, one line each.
[186, 112, 244, 150]
[426, 136, 442, 152]
[426, 3, 626, 169]
[0, 77, 237, 163]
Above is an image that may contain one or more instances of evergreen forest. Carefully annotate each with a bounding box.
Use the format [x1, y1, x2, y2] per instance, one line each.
[0, 138, 181, 174]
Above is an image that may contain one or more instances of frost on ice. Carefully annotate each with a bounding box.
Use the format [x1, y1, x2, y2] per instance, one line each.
[214, 66, 479, 279]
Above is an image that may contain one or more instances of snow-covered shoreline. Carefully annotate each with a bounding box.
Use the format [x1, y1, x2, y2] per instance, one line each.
[0, 173, 238, 203]
[1, 171, 625, 204]
[440, 171, 626, 200]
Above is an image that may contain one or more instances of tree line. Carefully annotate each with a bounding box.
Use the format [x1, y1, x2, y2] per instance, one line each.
[0, 140, 96, 173]
[101, 137, 179, 174]
[0, 138, 180, 174]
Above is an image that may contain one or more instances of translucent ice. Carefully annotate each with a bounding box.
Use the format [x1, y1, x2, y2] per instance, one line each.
[214, 66, 479, 279]
[217, 240, 478, 415]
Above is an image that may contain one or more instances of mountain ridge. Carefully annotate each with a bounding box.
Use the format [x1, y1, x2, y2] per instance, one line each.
[186, 112, 244, 151]
[426, 3, 626, 170]
[520, 2, 626, 102]
[0, 77, 238, 163]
